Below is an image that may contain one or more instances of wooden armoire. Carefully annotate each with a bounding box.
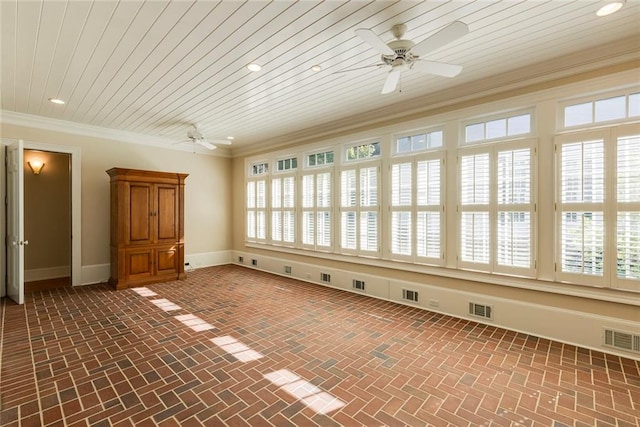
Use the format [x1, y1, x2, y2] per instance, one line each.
[107, 168, 188, 290]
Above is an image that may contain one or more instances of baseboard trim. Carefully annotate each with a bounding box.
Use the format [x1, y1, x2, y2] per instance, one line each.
[25, 266, 70, 282]
[185, 251, 232, 270]
[78, 252, 231, 287]
[80, 264, 110, 286]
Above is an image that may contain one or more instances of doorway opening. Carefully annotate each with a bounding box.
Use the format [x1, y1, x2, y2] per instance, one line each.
[23, 149, 72, 292]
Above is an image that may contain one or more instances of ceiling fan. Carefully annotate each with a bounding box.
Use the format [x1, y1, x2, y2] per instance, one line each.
[182, 124, 232, 150]
[353, 21, 469, 94]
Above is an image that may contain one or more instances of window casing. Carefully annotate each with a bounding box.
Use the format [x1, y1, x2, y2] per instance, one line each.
[458, 139, 536, 276]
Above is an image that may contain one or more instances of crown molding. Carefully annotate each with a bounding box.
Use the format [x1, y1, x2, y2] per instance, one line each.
[0, 110, 231, 157]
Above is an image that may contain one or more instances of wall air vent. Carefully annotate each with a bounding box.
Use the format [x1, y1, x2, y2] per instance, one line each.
[604, 328, 640, 353]
[402, 289, 419, 303]
[469, 302, 493, 320]
[238, 256, 244, 263]
[251, 259, 258, 266]
[284, 265, 292, 275]
[352, 279, 365, 291]
[320, 273, 331, 283]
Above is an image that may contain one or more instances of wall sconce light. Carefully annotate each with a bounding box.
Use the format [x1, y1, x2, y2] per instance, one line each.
[28, 160, 45, 175]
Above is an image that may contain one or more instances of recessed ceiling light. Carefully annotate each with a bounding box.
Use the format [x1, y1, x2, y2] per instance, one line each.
[311, 65, 323, 72]
[596, 1, 623, 16]
[48, 98, 65, 105]
[226, 136, 234, 140]
[247, 63, 262, 72]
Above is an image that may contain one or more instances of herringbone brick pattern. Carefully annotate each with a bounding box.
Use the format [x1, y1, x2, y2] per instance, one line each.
[1, 265, 638, 426]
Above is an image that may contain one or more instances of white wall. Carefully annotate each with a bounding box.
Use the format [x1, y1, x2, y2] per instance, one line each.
[1, 124, 232, 286]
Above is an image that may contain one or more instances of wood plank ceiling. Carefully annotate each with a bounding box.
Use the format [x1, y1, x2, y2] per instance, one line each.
[1, 0, 639, 154]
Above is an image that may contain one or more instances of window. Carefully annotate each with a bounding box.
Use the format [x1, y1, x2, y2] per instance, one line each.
[251, 162, 268, 175]
[276, 156, 298, 172]
[345, 141, 381, 161]
[246, 179, 266, 241]
[556, 125, 640, 290]
[390, 154, 444, 264]
[271, 175, 295, 245]
[306, 150, 334, 167]
[561, 89, 640, 128]
[339, 162, 379, 254]
[395, 129, 443, 154]
[301, 171, 332, 250]
[464, 112, 532, 144]
[458, 140, 535, 276]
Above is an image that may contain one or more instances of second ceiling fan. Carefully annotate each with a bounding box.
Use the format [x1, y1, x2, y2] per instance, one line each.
[354, 21, 469, 94]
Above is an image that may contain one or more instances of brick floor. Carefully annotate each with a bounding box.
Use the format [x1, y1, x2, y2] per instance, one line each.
[1, 265, 639, 426]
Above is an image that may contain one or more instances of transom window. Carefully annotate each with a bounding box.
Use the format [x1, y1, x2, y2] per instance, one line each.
[464, 112, 532, 144]
[561, 89, 640, 129]
[395, 129, 443, 154]
[276, 157, 298, 172]
[345, 141, 381, 162]
[250, 162, 268, 175]
[306, 150, 334, 167]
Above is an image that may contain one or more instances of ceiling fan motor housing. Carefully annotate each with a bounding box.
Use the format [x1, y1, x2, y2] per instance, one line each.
[382, 39, 416, 67]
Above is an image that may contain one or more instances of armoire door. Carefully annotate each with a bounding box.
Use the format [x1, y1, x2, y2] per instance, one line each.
[155, 184, 179, 244]
[128, 183, 153, 244]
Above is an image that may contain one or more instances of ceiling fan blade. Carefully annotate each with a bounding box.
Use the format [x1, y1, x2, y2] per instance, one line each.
[333, 63, 385, 74]
[381, 69, 401, 94]
[209, 139, 232, 146]
[410, 21, 469, 57]
[355, 28, 394, 56]
[412, 60, 463, 77]
[195, 139, 217, 150]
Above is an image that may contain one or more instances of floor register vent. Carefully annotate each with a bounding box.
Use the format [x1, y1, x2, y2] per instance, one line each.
[604, 328, 640, 353]
[320, 273, 331, 283]
[352, 279, 365, 291]
[402, 289, 419, 303]
[469, 302, 493, 320]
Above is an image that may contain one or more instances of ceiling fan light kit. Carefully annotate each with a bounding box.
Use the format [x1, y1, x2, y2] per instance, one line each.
[355, 21, 469, 94]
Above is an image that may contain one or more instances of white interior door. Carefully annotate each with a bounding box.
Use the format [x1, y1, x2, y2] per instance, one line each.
[7, 139, 25, 304]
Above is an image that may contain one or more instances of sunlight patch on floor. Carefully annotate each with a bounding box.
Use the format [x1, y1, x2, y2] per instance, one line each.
[264, 369, 345, 415]
[150, 298, 181, 311]
[131, 287, 158, 297]
[174, 314, 215, 331]
[211, 336, 264, 362]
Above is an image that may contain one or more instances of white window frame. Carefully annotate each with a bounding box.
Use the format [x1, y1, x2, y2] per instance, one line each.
[300, 164, 334, 252]
[458, 138, 537, 277]
[557, 86, 640, 131]
[389, 152, 445, 266]
[270, 172, 296, 247]
[246, 160, 269, 243]
[555, 123, 640, 291]
[343, 140, 382, 163]
[461, 109, 535, 145]
[338, 159, 381, 256]
[305, 149, 335, 168]
[393, 126, 445, 155]
[275, 155, 298, 173]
